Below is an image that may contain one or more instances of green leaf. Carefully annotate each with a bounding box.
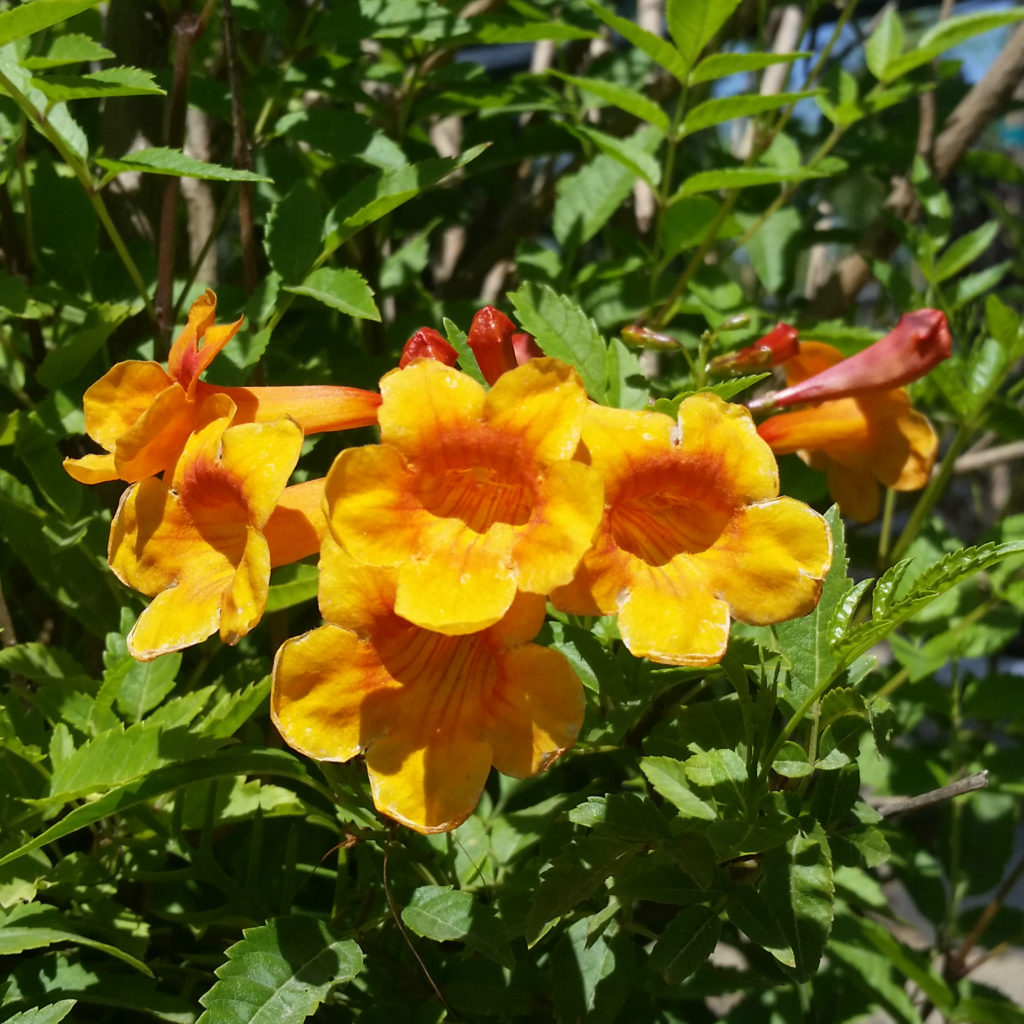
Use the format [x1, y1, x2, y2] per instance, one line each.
[323, 144, 487, 251]
[551, 917, 629, 1024]
[563, 123, 662, 188]
[584, 1, 689, 84]
[884, 9, 1024, 82]
[442, 316, 487, 386]
[102, 625, 181, 723]
[604, 337, 650, 410]
[508, 282, 607, 399]
[553, 125, 661, 246]
[681, 91, 821, 137]
[0, 747, 328, 869]
[666, 0, 742, 79]
[690, 51, 809, 85]
[21, 33, 113, 70]
[775, 507, 848, 699]
[761, 824, 835, 981]
[551, 71, 670, 134]
[727, 886, 795, 967]
[661, 195, 725, 254]
[741, 205, 801, 294]
[197, 917, 362, 1024]
[932, 220, 1000, 283]
[284, 268, 381, 322]
[773, 741, 813, 779]
[264, 181, 323, 284]
[569, 794, 671, 843]
[865, 6, 904, 81]
[401, 886, 514, 969]
[674, 158, 845, 198]
[641, 756, 716, 820]
[649, 905, 721, 983]
[1, 999, 77, 1024]
[96, 147, 272, 182]
[37, 301, 134, 389]
[266, 563, 320, 613]
[526, 836, 636, 945]
[0, 903, 151, 975]
[950, 260, 1012, 311]
[31, 66, 165, 102]
[0, 0, 103, 47]
[833, 540, 1024, 666]
[985, 294, 1024, 358]
[474, 18, 597, 44]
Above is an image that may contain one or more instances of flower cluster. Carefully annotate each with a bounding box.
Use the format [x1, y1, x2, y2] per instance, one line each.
[732, 311, 951, 522]
[69, 291, 841, 832]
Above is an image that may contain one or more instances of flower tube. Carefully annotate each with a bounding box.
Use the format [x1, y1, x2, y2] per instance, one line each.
[64, 289, 381, 484]
[757, 342, 938, 522]
[272, 538, 584, 833]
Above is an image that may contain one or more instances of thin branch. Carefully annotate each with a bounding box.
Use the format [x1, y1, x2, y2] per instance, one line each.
[953, 439, 1024, 474]
[875, 770, 989, 818]
[221, 0, 259, 296]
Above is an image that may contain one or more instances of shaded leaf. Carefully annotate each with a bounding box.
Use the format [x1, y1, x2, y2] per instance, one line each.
[197, 917, 362, 1024]
[97, 147, 271, 182]
[0, 0, 103, 47]
[649, 905, 721, 983]
[402, 886, 513, 969]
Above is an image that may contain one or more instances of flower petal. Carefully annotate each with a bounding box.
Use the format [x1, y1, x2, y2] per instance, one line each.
[63, 452, 119, 484]
[82, 361, 172, 452]
[220, 527, 270, 644]
[698, 498, 832, 625]
[114, 382, 197, 482]
[485, 645, 583, 778]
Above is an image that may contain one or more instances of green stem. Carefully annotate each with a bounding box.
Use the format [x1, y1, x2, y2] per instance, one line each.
[0, 67, 158, 328]
[877, 486, 897, 571]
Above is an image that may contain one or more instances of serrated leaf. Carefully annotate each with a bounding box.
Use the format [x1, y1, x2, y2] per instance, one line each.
[666, 0, 742, 79]
[264, 181, 323, 284]
[674, 158, 846, 198]
[551, 71, 670, 134]
[475, 18, 597, 44]
[775, 507, 847, 696]
[641, 756, 717, 820]
[551, 916, 629, 1024]
[553, 125, 661, 246]
[323, 144, 486, 250]
[681, 91, 820, 137]
[102, 629, 180, 724]
[1, 999, 77, 1024]
[772, 741, 813, 779]
[526, 836, 636, 945]
[569, 793, 671, 842]
[833, 540, 1024, 665]
[690, 50, 808, 85]
[871, 560, 912, 619]
[401, 886, 513, 969]
[762, 825, 834, 981]
[584, 1, 689, 84]
[951, 260, 1012, 312]
[22, 33, 113, 69]
[31, 66, 165, 102]
[284, 267, 380, 321]
[96, 147, 271, 182]
[985, 294, 1023, 357]
[197, 917, 362, 1024]
[442, 316, 487, 386]
[727, 886, 795, 966]
[649, 905, 721, 983]
[0, 0, 103, 47]
[508, 282, 606, 398]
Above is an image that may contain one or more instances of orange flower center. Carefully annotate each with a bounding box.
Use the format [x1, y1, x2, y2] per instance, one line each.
[609, 459, 733, 566]
[416, 445, 534, 532]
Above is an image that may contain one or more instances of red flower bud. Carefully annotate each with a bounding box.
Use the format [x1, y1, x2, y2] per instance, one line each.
[747, 309, 951, 414]
[708, 322, 799, 376]
[399, 327, 458, 369]
[511, 331, 543, 365]
[467, 306, 519, 385]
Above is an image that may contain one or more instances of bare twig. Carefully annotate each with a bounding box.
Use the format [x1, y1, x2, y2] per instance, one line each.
[810, 19, 1024, 317]
[221, 0, 259, 296]
[953, 440, 1024, 474]
[876, 770, 989, 818]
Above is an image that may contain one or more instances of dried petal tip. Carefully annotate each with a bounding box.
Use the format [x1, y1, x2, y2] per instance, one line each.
[748, 309, 951, 413]
[399, 327, 459, 369]
[708, 322, 799, 376]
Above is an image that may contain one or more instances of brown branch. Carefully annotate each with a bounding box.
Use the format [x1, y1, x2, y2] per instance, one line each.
[809, 19, 1024, 318]
[221, 0, 259, 297]
[875, 770, 989, 818]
